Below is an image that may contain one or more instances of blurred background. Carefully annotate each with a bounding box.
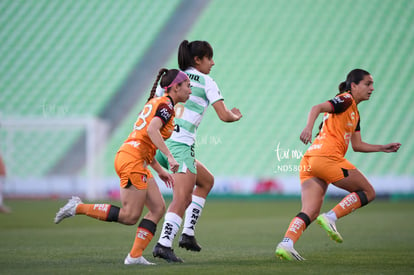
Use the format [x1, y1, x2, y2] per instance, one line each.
[1, 0, 413, 200]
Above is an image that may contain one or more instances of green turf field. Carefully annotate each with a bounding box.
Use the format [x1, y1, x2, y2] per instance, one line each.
[1, 198, 413, 274]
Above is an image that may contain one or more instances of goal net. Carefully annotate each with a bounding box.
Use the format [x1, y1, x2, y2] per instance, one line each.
[0, 117, 109, 200]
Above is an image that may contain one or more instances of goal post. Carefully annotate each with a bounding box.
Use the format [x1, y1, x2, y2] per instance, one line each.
[0, 117, 110, 200]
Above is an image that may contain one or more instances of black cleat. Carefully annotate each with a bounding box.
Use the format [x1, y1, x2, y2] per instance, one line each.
[153, 243, 184, 263]
[178, 234, 202, 252]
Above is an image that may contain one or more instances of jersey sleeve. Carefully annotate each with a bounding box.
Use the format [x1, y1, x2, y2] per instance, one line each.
[205, 76, 224, 104]
[355, 118, 361, 132]
[154, 102, 174, 124]
[328, 93, 353, 113]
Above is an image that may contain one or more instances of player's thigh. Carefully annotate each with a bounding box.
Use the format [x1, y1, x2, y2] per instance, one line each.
[168, 171, 197, 215]
[173, 171, 196, 199]
[119, 183, 146, 223]
[332, 169, 375, 201]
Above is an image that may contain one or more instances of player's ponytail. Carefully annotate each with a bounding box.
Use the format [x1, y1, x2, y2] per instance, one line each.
[337, 69, 371, 95]
[338, 81, 347, 94]
[178, 40, 214, 71]
[178, 40, 192, 71]
[148, 68, 169, 102]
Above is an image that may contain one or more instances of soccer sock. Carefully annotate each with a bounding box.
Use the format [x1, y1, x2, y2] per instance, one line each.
[75, 203, 120, 222]
[182, 195, 205, 236]
[158, 212, 182, 248]
[283, 212, 311, 244]
[130, 219, 156, 258]
[331, 191, 368, 219]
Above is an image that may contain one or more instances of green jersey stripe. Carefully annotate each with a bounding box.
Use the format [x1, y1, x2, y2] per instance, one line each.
[175, 118, 197, 133]
[184, 100, 205, 115]
[189, 86, 208, 101]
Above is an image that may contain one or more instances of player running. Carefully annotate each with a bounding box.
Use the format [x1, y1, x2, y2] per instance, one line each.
[152, 40, 242, 262]
[275, 69, 401, 261]
[54, 68, 191, 265]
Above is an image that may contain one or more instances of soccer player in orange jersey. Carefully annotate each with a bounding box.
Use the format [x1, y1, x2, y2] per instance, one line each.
[275, 69, 401, 261]
[54, 68, 191, 265]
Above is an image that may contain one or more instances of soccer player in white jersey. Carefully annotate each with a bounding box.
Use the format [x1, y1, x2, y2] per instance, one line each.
[153, 40, 242, 262]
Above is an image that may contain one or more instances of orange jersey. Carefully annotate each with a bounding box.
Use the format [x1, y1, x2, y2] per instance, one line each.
[305, 93, 360, 159]
[118, 95, 175, 163]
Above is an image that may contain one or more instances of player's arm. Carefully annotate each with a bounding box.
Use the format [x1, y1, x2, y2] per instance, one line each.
[147, 117, 179, 173]
[150, 158, 174, 188]
[351, 131, 401, 153]
[300, 102, 333, 144]
[212, 100, 242, 122]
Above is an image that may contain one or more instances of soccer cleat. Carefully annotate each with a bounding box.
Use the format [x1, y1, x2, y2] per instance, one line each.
[316, 213, 343, 243]
[124, 253, 155, 265]
[275, 242, 305, 261]
[152, 243, 184, 263]
[178, 233, 202, 252]
[54, 196, 82, 224]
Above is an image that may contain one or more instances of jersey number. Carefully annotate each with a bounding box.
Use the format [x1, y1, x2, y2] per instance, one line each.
[134, 103, 153, 131]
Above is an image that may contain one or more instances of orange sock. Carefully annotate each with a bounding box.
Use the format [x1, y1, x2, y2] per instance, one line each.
[130, 228, 154, 258]
[332, 192, 362, 219]
[76, 204, 119, 221]
[284, 213, 311, 244]
[130, 219, 157, 258]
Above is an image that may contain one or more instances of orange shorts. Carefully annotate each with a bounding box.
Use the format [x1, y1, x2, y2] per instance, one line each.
[299, 155, 356, 184]
[114, 151, 153, 190]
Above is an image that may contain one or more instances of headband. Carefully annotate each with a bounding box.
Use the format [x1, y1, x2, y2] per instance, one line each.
[164, 71, 189, 91]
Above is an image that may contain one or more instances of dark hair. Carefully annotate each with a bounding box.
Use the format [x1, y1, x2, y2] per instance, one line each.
[147, 68, 180, 101]
[316, 68, 371, 136]
[338, 69, 371, 94]
[178, 40, 213, 71]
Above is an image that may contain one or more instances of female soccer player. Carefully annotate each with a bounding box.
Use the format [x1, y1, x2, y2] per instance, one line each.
[54, 68, 191, 265]
[275, 69, 401, 261]
[152, 40, 242, 262]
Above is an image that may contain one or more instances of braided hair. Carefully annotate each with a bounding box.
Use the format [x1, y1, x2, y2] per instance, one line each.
[147, 68, 180, 102]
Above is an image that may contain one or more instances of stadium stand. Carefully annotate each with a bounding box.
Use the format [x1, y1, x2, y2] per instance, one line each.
[103, 0, 414, 179]
[1, 0, 412, 189]
[0, 0, 182, 176]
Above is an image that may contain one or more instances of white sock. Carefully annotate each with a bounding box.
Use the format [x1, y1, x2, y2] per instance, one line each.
[326, 210, 338, 221]
[158, 212, 182, 248]
[282, 237, 294, 247]
[182, 195, 205, 236]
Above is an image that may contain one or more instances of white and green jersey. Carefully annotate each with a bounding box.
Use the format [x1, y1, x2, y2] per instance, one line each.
[156, 67, 223, 146]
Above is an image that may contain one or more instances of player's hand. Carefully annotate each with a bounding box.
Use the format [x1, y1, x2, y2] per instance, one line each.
[231, 107, 242, 121]
[382, 143, 401, 153]
[158, 169, 174, 188]
[300, 127, 313, 144]
[167, 155, 179, 173]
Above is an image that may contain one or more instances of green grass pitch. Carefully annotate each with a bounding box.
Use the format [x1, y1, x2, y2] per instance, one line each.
[1, 198, 413, 274]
